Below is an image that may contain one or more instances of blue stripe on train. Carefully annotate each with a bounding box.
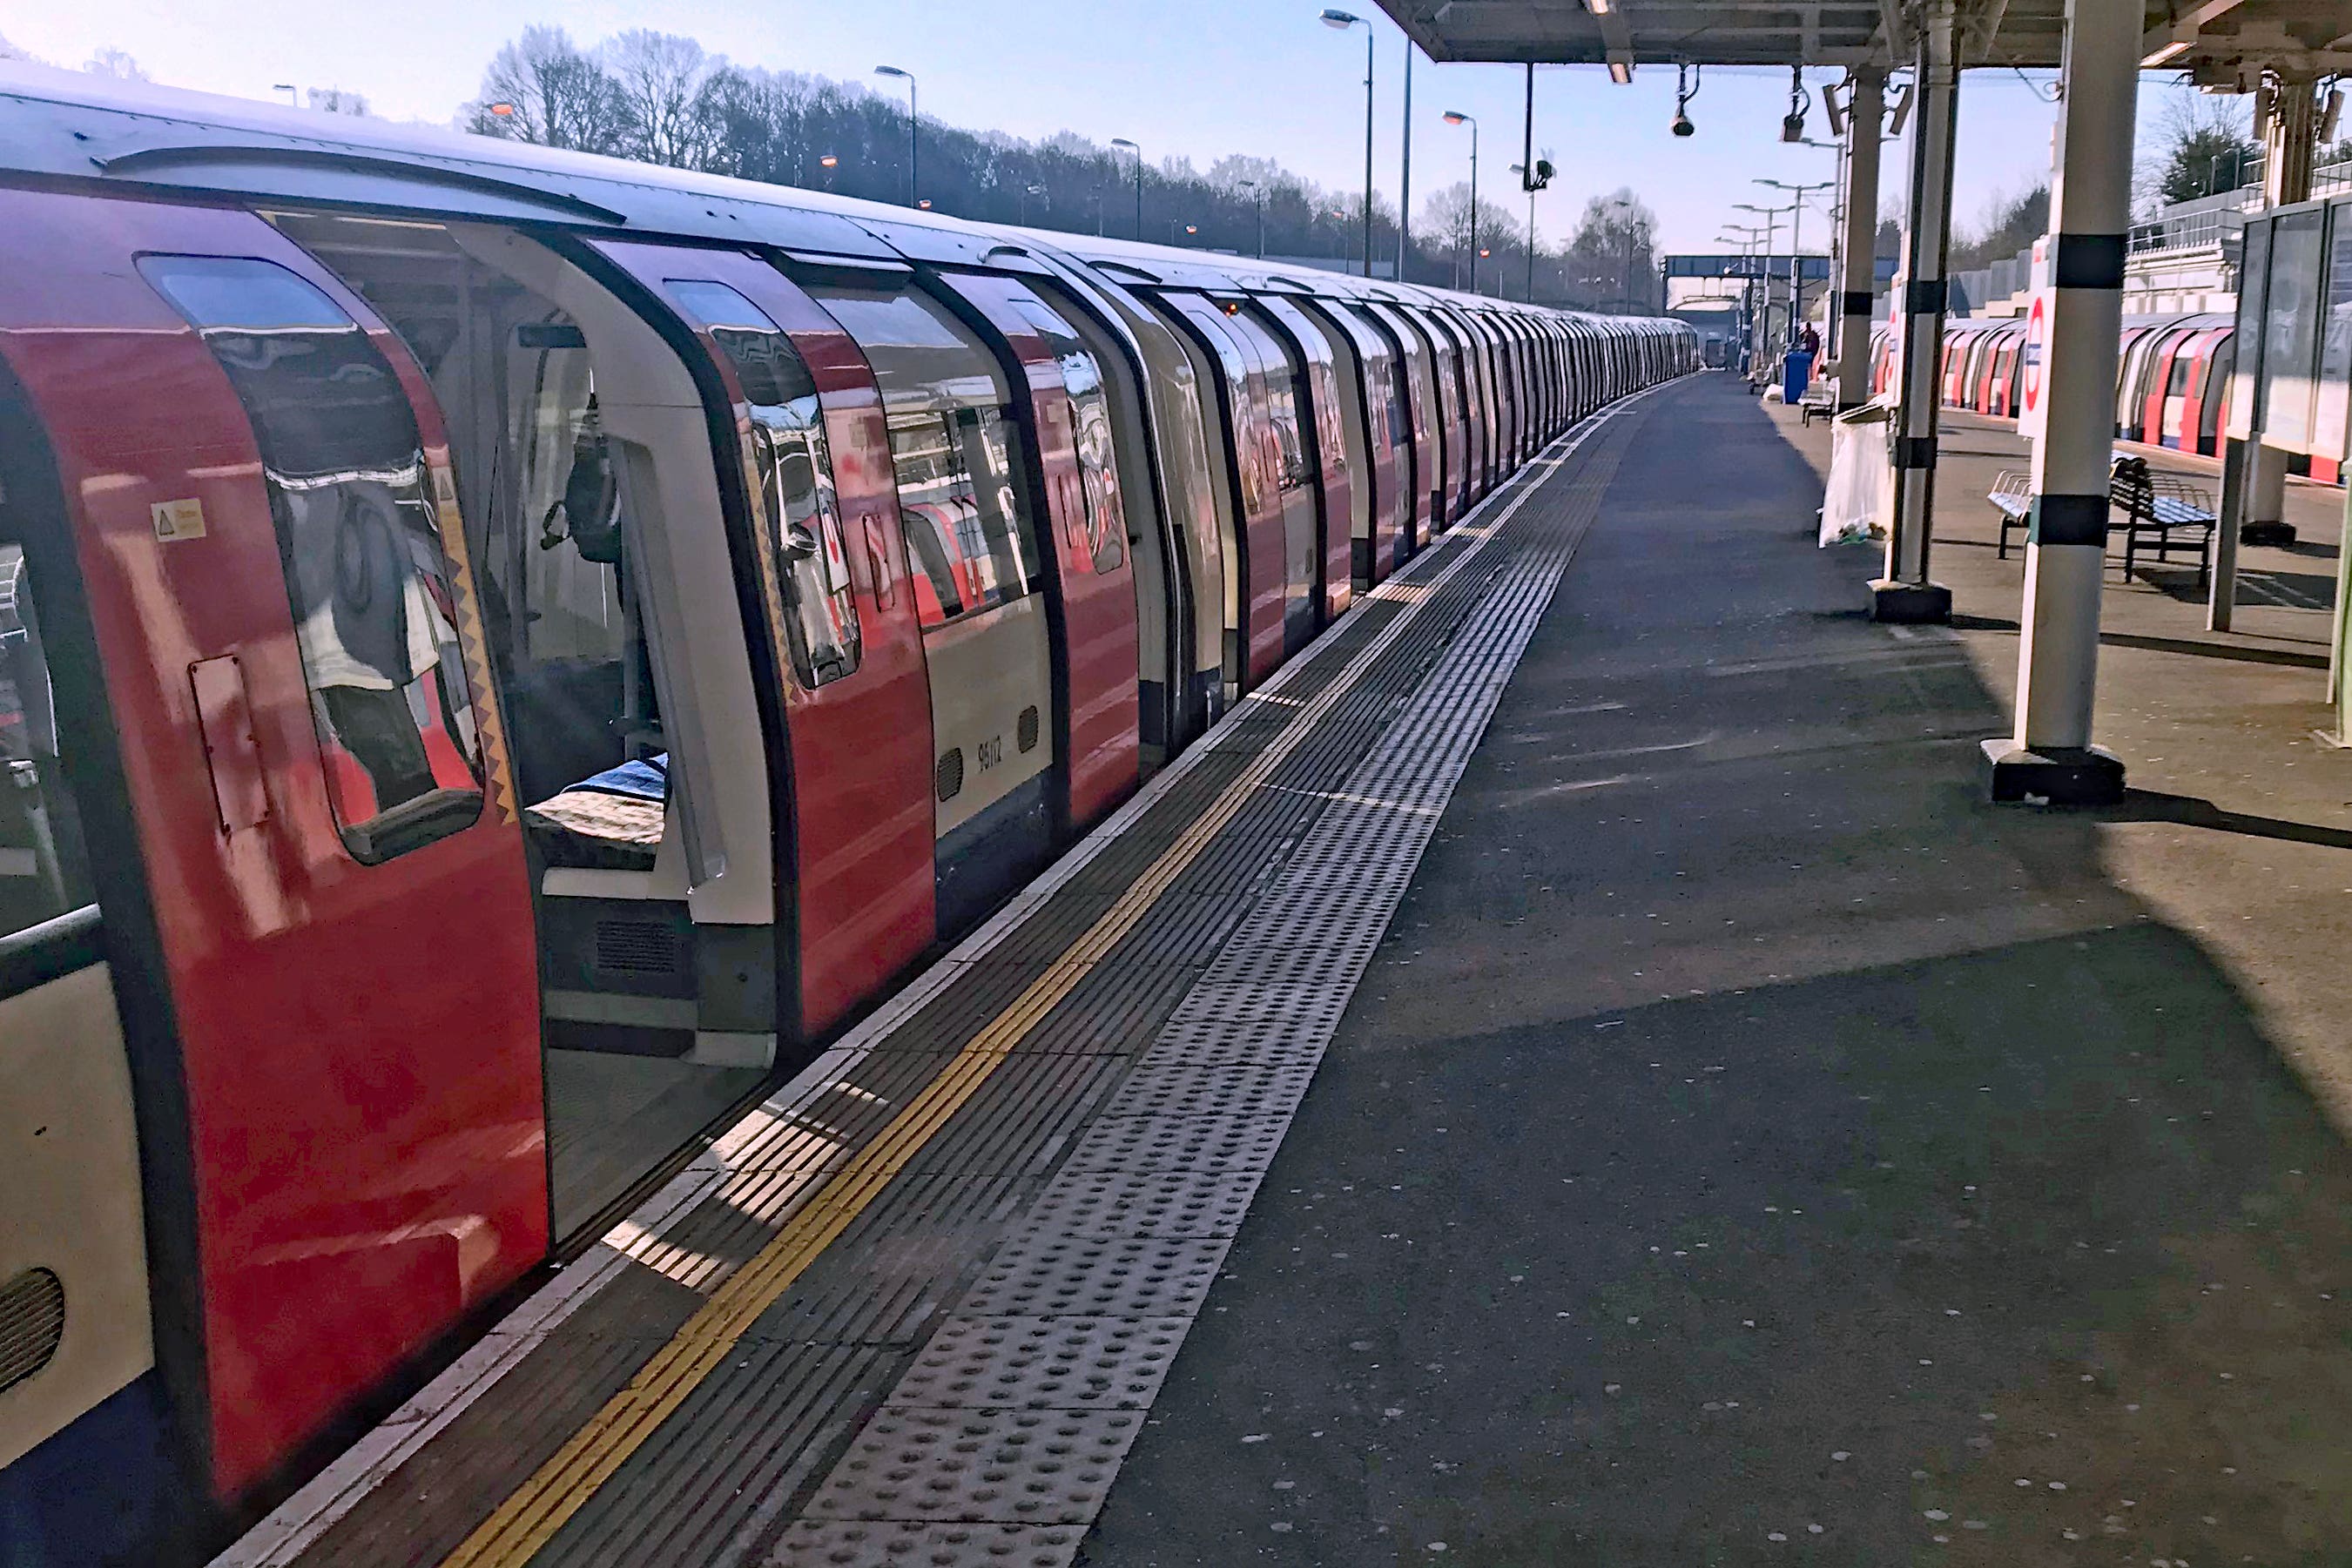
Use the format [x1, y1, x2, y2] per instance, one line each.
[0, 1370, 185, 1567]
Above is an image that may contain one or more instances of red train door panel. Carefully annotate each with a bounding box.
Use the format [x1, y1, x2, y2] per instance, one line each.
[590, 242, 937, 1038]
[933, 271, 1141, 829]
[0, 189, 544, 1498]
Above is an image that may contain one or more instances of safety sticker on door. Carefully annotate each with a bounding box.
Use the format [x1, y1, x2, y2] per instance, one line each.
[152, 497, 206, 542]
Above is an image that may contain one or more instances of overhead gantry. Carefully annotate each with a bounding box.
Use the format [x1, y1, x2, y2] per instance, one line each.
[1378, 0, 2352, 804]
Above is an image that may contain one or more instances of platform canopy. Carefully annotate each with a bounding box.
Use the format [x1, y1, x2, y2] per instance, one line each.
[1374, 0, 2352, 82]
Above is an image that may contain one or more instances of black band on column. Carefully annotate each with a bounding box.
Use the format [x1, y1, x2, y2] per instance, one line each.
[1905, 279, 1947, 314]
[2030, 493, 2110, 545]
[2052, 233, 2127, 291]
[1895, 436, 1938, 470]
[1840, 290, 1876, 315]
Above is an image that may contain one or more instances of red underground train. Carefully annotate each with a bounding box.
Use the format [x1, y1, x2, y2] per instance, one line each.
[0, 63, 1694, 1563]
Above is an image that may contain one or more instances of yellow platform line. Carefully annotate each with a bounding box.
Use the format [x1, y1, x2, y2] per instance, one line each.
[438, 436, 1582, 1568]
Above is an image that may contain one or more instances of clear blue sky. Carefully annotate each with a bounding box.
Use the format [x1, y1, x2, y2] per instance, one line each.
[5, 0, 2203, 255]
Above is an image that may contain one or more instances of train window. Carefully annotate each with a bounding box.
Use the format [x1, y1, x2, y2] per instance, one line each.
[140, 254, 486, 865]
[805, 281, 1045, 629]
[886, 407, 1040, 629]
[664, 279, 860, 688]
[0, 545, 95, 948]
[1005, 293, 1126, 575]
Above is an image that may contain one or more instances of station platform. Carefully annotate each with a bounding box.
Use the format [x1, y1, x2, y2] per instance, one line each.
[219, 374, 2352, 1568]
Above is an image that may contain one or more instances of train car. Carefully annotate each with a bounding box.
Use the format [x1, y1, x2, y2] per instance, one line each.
[0, 61, 1693, 1565]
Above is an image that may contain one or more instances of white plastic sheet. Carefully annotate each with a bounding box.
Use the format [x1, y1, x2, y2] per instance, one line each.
[1820, 400, 1894, 547]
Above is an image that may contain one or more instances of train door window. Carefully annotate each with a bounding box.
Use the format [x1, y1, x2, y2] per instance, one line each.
[664, 279, 860, 687]
[140, 255, 485, 864]
[0, 544, 94, 946]
[801, 283, 1045, 622]
[1004, 290, 1128, 575]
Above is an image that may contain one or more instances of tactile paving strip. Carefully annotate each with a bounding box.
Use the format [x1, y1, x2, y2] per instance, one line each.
[1015, 1168, 1264, 1239]
[954, 1235, 1231, 1318]
[769, 1520, 1086, 1566]
[890, 1317, 1188, 1410]
[797, 1409, 1144, 1524]
[1093, 1058, 1319, 1119]
[1057, 1114, 1291, 1174]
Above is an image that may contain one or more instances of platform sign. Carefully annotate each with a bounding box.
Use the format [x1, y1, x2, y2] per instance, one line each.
[2017, 237, 2052, 441]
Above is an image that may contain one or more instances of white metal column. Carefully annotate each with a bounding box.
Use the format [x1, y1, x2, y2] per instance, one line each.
[1984, 0, 2138, 804]
[1872, 0, 1958, 622]
[1836, 67, 1885, 412]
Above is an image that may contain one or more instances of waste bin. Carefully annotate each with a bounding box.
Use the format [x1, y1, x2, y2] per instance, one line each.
[1782, 349, 1816, 406]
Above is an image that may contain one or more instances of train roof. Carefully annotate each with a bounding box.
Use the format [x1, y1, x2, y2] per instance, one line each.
[0, 59, 1686, 340]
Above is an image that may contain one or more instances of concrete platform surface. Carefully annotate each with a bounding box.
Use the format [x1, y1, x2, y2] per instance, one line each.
[1079, 377, 2352, 1566]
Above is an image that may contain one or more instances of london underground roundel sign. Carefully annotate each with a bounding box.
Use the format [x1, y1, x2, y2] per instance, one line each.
[2020, 293, 2047, 417]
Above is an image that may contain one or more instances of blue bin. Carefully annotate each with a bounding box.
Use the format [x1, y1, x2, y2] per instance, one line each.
[1782, 350, 1816, 406]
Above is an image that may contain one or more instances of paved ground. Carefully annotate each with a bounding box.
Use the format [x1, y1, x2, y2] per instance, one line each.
[1081, 376, 2352, 1566]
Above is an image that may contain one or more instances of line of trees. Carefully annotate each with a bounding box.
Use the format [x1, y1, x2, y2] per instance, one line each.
[462, 25, 1664, 309]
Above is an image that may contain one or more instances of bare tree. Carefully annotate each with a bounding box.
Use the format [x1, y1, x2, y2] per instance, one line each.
[307, 87, 370, 118]
[605, 30, 720, 167]
[1564, 188, 1661, 310]
[464, 26, 632, 157]
[84, 46, 148, 81]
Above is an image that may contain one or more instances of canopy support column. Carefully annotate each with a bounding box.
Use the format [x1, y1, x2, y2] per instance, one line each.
[1983, 0, 2139, 804]
[1872, 0, 1958, 622]
[1836, 67, 1885, 412]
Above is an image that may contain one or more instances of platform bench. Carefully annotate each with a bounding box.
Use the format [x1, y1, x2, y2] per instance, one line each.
[1988, 459, 2216, 590]
[1798, 380, 1838, 425]
[1989, 473, 2034, 558]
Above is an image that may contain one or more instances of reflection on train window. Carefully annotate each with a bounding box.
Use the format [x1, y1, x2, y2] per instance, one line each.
[886, 407, 1040, 629]
[665, 279, 860, 688]
[139, 254, 486, 865]
[1004, 293, 1127, 575]
[0, 545, 93, 944]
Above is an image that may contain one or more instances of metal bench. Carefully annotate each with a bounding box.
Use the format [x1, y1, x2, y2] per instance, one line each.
[1798, 380, 1838, 425]
[1988, 459, 2215, 589]
[1989, 472, 2034, 559]
[2112, 457, 2216, 590]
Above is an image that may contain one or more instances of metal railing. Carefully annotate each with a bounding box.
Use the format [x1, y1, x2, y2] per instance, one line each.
[2129, 206, 2241, 255]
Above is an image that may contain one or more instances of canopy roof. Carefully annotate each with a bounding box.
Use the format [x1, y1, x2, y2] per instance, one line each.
[1376, 0, 2352, 82]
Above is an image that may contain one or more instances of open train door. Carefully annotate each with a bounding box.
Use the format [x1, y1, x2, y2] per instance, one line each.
[0, 189, 546, 1526]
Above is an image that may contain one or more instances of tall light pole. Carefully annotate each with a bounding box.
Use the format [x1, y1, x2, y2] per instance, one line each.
[1240, 178, 1267, 259]
[1112, 138, 1144, 241]
[1398, 43, 1414, 281]
[1612, 195, 1635, 312]
[873, 66, 917, 207]
[1756, 178, 1833, 345]
[1511, 164, 1538, 301]
[1720, 223, 1766, 371]
[1734, 199, 1785, 347]
[1799, 138, 1846, 357]
[1443, 111, 1478, 293]
[1322, 10, 1376, 279]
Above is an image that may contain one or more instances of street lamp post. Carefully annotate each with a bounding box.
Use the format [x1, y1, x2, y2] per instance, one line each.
[1756, 178, 1832, 346]
[1733, 201, 1783, 359]
[1322, 10, 1376, 279]
[1443, 111, 1478, 293]
[873, 66, 917, 207]
[1511, 164, 1538, 302]
[1112, 138, 1144, 241]
[1612, 195, 1636, 313]
[1240, 178, 1267, 259]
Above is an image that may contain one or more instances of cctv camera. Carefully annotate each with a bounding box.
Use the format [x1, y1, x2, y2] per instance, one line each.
[1672, 112, 1695, 137]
